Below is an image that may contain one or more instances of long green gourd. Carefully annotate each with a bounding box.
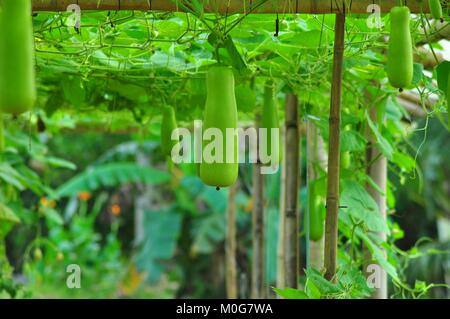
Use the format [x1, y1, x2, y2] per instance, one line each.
[429, 0, 443, 21]
[200, 66, 238, 188]
[161, 106, 178, 156]
[387, 6, 413, 91]
[309, 180, 325, 241]
[0, 0, 36, 114]
[261, 81, 280, 165]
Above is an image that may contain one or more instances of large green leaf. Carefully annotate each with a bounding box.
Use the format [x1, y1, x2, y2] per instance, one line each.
[357, 230, 399, 281]
[366, 111, 393, 160]
[54, 162, 171, 198]
[340, 180, 388, 234]
[273, 287, 308, 299]
[340, 130, 367, 152]
[191, 210, 226, 255]
[136, 206, 182, 283]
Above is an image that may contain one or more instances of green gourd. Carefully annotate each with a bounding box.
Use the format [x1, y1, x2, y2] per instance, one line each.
[200, 66, 238, 188]
[0, 0, 36, 114]
[387, 6, 413, 91]
[429, 0, 443, 21]
[341, 151, 351, 170]
[261, 81, 281, 165]
[161, 106, 178, 156]
[309, 180, 325, 241]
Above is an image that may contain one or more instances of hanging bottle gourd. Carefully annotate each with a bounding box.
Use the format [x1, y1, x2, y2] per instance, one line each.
[309, 180, 325, 241]
[161, 106, 178, 157]
[0, 0, 36, 114]
[200, 66, 238, 189]
[428, 0, 443, 22]
[261, 81, 281, 166]
[387, 6, 413, 91]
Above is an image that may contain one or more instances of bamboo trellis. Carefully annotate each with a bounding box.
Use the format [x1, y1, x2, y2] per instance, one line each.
[32, 0, 430, 13]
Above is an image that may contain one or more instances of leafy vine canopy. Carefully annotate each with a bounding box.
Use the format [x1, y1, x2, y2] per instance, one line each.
[31, 7, 447, 128]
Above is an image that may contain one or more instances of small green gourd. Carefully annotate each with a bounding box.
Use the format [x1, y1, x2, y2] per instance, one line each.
[428, 0, 443, 21]
[309, 180, 325, 241]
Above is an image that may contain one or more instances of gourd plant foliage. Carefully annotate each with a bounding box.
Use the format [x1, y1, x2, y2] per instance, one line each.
[0, 2, 449, 298]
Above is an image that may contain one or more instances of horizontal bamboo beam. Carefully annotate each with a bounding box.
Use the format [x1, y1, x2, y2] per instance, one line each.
[32, 0, 430, 14]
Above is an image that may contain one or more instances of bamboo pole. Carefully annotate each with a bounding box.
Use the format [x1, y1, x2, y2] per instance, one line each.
[364, 107, 388, 299]
[284, 93, 300, 288]
[251, 115, 265, 299]
[324, 11, 345, 282]
[31, 0, 430, 13]
[276, 126, 286, 292]
[225, 182, 238, 299]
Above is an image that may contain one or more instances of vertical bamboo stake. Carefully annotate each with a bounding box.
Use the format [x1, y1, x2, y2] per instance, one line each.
[284, 93, 300, 288]
[276, 126, 286, 292]
[324, 12, 345, 282]
[307, 121, 327, 269]
[365, 108, 388, 299]
[251, 115, 265, 298]
[226, 182, 238, 299]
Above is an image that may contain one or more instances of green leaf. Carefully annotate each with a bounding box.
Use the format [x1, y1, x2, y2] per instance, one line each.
[366, 112, 393, 160]
[273, 287, 308, 299]
[340, 130, 367, 152]
[136, 206, 182, 283]
[191, 210, 226, 254]
[0, 203, 21, 224]
[54, 162, 171, 198]
[62, 77, 86, 108]
[34, 155, 77, 170]
[358, 230, 398, 280]
[304, 268, 342, 295]
[392, 151, 416, 173]
[0, 163, 26, 191]
[436, 61, 450, 93]
[43, 207, 64, 225]
[411, 63, 424, 87]
[224, 36, 247, 73]
[340, 180, 388, 233]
